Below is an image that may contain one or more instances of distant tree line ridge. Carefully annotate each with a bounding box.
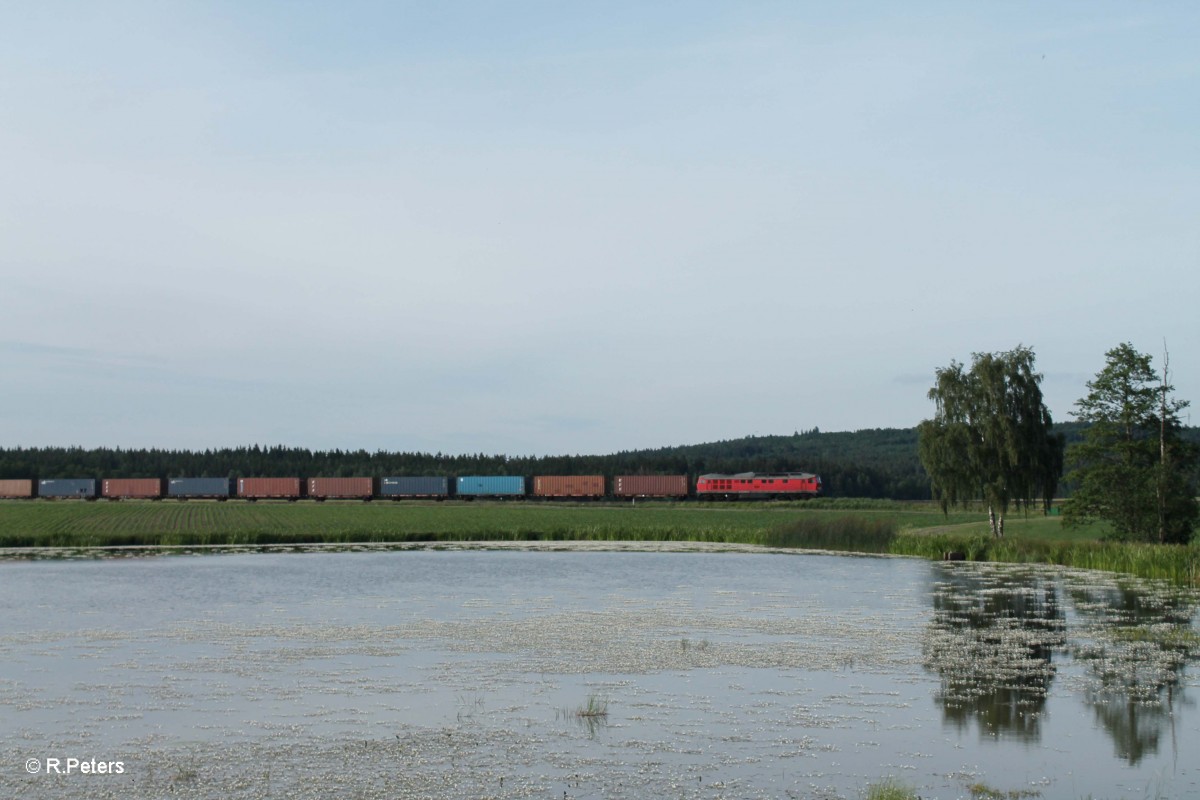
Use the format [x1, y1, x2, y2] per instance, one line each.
[1, 425, 1195, 499]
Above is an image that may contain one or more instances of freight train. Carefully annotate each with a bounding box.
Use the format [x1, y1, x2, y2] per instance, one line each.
[0, 472, 822, 501]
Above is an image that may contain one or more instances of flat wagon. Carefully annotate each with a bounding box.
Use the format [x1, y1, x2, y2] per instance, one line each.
[308, 477, 374, 501]
[456, 476, 525, 498]
[102, 478, 165, 499]
[379, 476, 449, 499]
[613, 475, 688, 499]
[237, 477, 302, 501]
[38, 478, 100, 499]
[0, 479, 34, 499]
[168, 478, 235, 500]
[532, 475, 605, 499]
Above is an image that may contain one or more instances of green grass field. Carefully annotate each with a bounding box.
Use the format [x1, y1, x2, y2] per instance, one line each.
[1, 499, 1195, 586]
[912, 511, 1113, 542]
[0, 499, 972, 547]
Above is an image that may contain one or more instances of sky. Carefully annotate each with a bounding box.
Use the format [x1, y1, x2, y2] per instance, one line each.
[2, 1, 1198, 456]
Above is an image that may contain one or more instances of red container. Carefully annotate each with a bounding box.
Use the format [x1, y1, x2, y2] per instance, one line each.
[237, 477, 302, 499]
[613, 475, 688, 498]
[0, 479, 34, 498]
[532, 475, 605, 498]
[308, 477, 374, 500]
[102, 478, 164, 499]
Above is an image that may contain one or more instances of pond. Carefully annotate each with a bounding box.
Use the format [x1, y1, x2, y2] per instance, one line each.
[0, 542, 1196, 799]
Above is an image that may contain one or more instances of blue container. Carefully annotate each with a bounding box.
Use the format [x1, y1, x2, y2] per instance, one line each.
[38, 478, 99, 498]
[168, 478, 234, 498]
[380, 477, 449, 498]
[455, 476, 525, 497]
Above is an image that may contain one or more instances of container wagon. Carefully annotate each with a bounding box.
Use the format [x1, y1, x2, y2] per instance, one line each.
[456, 476, 525, 498]
[102, 478, 165, 500]
[532, 475, 605, 499]
[168, 478, 234, 500]
[379, 476, 449, 499]
[38, 478, 100, 499]
[308, 477, 374, 501]
[0, 479, 34, 499]
[237, 477, 302, 501]
[695, 472, 822, 500]
[613, 475, 688, 499]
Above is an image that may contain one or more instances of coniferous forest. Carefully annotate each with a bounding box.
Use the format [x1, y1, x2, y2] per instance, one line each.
[1, 425, 1196, 500]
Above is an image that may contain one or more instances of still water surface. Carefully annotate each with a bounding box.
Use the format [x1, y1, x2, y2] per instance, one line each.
[1, 544, 1196, 799]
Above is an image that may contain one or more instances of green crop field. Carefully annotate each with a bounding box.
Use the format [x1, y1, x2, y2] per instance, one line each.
[1, 499, 1195, 586]
[0, 499, 971, 548]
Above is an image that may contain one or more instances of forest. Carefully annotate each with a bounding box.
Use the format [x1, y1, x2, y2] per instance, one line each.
[1, 424, 1196, 500]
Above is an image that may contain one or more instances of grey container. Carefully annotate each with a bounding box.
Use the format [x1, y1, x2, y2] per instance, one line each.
[38, 478, 99, 498]
[168, 478, 234, 498]
[456, 476, 525, 497]
[380, 477, 449, 498]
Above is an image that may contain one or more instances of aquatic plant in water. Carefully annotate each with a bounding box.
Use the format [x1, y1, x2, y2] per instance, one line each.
[575, 694, 608, 718]
[863, 778, 921, 800]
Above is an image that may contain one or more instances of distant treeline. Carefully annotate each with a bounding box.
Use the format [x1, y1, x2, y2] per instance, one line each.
[2, 424, 1196, 499]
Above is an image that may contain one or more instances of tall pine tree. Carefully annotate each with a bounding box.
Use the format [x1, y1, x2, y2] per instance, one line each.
[1063, 343, 1197, 544]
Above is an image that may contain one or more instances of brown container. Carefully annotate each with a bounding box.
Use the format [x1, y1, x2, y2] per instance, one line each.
[613, 475, 688, 498]
[237, 477, 302, 499]
[102, 478, 164, 499]
[308, 477, 374, 500]
[0, 479, 34, 498]
[532, 475, 605, 498]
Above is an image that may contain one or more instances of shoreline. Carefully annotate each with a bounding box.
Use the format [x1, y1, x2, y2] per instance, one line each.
[0, 538, 904, 561]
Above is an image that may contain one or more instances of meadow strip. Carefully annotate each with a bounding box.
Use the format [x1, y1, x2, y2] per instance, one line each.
[0, 500, 1196, 586]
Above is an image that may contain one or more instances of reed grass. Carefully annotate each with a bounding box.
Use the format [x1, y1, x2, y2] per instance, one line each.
[0, 500, 952, 550]
[763, 514, 897, 552]
[965, 781, 1041, 799]
[1, 499, 1196, 586]
[863, 779, 921, 800]
[891, 530, 1200, 586]
[575, 695, 608, 718]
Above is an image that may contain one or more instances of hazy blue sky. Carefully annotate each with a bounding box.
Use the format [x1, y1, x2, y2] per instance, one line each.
[2, 2, 1197, 455]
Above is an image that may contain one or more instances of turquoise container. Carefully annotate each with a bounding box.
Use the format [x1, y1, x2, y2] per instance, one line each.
[455, 476, 525, 497]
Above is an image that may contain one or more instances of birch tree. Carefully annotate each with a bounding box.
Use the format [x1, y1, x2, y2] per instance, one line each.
[918, 346, 1064, 537]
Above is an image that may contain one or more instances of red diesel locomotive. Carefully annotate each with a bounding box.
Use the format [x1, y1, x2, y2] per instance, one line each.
[695, 472, 822, 500]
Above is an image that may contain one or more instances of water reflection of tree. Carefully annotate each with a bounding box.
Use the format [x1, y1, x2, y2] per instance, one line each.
[923, 566, 1066, 742]
[1067, 581, 1196, 765]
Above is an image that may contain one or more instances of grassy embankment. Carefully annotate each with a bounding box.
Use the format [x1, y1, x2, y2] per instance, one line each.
[0, 498, 1196, 586]
[0, 498, 933, 548]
